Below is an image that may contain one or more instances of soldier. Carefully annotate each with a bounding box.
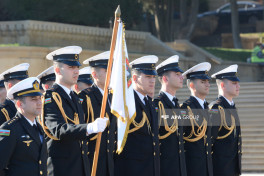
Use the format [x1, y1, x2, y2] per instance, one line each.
[37, 66, 56, 92]
[0, 63, 30, 125]
[73, 66, 93, 93]
[78, 51, 115, 176]
[0, 78, 6, 105]
[0, 77, 48, 176]
[153, 55, 187, 176]
[209, 65, 242, 176]
[115, 55, 160, 176]
[41, 46, 108, 176]
[181, 62, 213, 176]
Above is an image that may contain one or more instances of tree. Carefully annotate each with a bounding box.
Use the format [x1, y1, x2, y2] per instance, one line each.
[142, 0, 203, 42]
[230, 0, 242, 48]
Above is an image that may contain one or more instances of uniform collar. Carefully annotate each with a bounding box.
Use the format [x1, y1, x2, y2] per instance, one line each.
[57, 83, 72, 98]
[220, 95, 234, 106]
[162, 91, 176, 105]
[23, 116, 37, 126]
[98, 86, 104, 96]
[135, 89, 147, 105]
[193, 95, 206, 109]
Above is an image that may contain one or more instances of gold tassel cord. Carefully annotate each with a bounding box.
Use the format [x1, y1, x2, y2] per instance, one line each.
[52, 92, 80, 125]
[217, 106, 236, 139]
[40, 92, 81, 140]
[86, 95, 93, 123]
[128, 111, 150, 133]
[183, 106, 207, 142]
[158, 101, 178, 140]
[40, 94, 59, 140]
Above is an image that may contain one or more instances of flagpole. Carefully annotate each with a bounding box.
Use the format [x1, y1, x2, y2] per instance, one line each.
[91, 5, 121, 176]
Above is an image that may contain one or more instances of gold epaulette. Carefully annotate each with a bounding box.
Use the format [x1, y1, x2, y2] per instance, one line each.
[183, 106, 207, 143]
[158, 101, 178, 140]
[1, 108, 10, 121]
[216, 105, 235, 139]
[7, 116, 19, 125]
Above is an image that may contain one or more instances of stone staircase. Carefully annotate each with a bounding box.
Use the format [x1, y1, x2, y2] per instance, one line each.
[155, 82, 264, 173]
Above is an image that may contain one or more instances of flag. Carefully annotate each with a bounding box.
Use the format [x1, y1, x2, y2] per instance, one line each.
[110, 21, 136, 154]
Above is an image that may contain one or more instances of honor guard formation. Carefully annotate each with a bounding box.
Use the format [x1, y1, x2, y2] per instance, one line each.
[0, 46, 242, 176]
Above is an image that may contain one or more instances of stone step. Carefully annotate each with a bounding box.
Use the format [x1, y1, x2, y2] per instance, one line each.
[242, 133, 264, 138]
[242, 165, 264, 172]
[242, 138, 264, 144]
[240, 114, 264, 119]
[242, 128, 264, 133]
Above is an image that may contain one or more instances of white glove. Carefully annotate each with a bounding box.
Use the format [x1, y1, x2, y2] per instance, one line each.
[87, 117, 108, 135]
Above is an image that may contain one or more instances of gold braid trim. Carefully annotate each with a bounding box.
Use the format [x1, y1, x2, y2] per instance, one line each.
[89, 113, 110, 141]
[183, 106, 207, 142]
[1, 108, 10, 121]
[128, 111, 150, 133]
[40, 94, 59, 140]
[52, 92, 79, 125]
[217, 105, 236, 139]
[85, 95, 93, 123]
[40, 92, 80, 141]
[158, 101, 178, 140]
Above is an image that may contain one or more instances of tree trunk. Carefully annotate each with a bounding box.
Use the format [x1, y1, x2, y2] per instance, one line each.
[177, 0, 199, 40]
[230, 0, 242, 48]
[154, 0, 174, 41]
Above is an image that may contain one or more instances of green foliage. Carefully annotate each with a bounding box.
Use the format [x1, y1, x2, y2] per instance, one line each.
[203, 47, 252, 62]
[0, 0, 143, 29]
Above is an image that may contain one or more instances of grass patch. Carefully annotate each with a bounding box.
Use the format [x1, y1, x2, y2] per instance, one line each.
[203, 47, 252, 62]
[0, 43, 20, 47]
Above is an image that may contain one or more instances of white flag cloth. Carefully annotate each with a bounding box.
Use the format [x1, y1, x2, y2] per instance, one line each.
[110, 21, 136, 154]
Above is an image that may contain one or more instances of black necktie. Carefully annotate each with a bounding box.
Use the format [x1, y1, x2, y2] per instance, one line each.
[172, 97, 179, 108]
[70, 91, 79, 109]
[144, 97, 152, 121]
[203, 102, 208, 109]
[33, 124, 42, 143]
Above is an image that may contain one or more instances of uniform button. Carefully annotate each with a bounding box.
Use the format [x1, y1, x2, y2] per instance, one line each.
[239, 135, 241, 137]
[211, 136, 213, 139]
[86, 142, 89, 145]
[152, 133, 154, 137]
[211, 151, 213, 154]
[153, 142, 156, 146]
[205, 135, 207, 138]
[153, 152, 156, 156]
[159, 143, 161, 146]
[238, 142, 240, 145]
[107, 149, 110, 153]
[114, 141, 117, 143]
[82, 141, 84, 144]
[179, 142, 181, 145]
[179, 150, 181, 154]
[184, 141, 185, 144]
[206, 143, 208, 146]
[211, 144, 213, 146]
[40, 171, 43, 175]
[115, 131, 117, 134]
[39, 160, 42, 164]
[206, 151, 208, 155]
[82, 151, 84, 154]
[238, 150, 240, 153]
[160, 153, 162, 156]
[108, 130, 110, 134]
[107, 140, 110, 143]
[87, 152, 90, 155]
